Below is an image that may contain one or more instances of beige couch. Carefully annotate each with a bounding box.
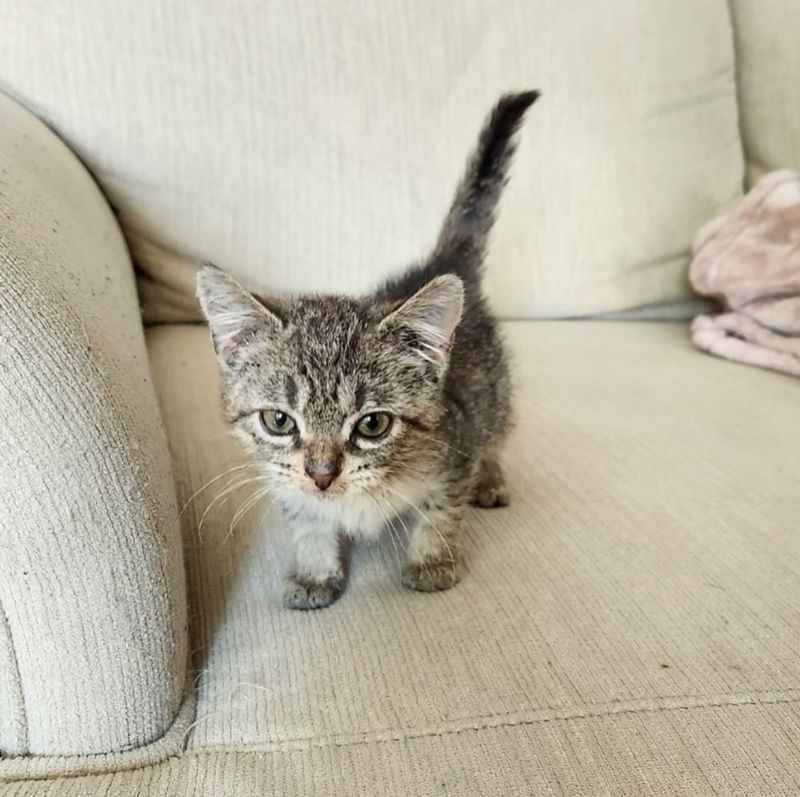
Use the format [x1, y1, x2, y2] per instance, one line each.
[1, 1, 799, 794]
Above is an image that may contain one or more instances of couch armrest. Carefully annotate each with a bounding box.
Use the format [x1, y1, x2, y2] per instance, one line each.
[0, 93, 187, 757]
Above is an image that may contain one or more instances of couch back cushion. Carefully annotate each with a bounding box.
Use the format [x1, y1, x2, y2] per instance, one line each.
[730, 0, 800, 186]
[0, 0, 743, 321]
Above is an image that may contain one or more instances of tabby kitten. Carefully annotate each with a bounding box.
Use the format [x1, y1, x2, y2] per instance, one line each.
[197, 91, 538, 609]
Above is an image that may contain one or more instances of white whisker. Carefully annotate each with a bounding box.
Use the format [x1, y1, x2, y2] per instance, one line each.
[381, 483, 456, 579]
[365, 490, 401, 570]
[378, 494, 412, 546]
[224, 488, 273, 543]
[196, 476, 267, 540]
[179, 463, 257, 517]
[433, 438, 472, 460]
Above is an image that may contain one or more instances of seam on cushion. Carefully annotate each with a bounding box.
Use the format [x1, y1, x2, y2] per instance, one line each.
[0, 686, 196, 782]
[3, 690, 797, 784]
[0, 689, 800, 783]
[723, 0, 751, 192]
[0, 596, 28, 755]
[187, 688, 800, 755]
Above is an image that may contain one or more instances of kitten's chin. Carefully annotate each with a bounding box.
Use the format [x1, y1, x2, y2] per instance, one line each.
[308, 489, 340, 501]
[294, 484, 347, 502]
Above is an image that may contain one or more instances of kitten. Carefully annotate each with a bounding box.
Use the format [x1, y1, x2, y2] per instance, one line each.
[197, 91, 539, 609]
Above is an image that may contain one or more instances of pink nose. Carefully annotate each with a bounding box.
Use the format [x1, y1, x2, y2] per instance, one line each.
[305, 456, 341, 492]
[311, 473, 335, 491]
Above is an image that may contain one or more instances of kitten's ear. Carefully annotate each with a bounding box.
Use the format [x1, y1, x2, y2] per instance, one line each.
[196, 265, 283, 364]
[380, 274, 464, 368]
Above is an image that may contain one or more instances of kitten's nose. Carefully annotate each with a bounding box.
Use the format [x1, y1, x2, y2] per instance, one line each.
[311, 473, 335, 491]
[305, 464, 339, 491]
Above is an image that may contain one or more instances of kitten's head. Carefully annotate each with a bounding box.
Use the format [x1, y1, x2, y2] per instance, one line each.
[196, 266, 463, 503]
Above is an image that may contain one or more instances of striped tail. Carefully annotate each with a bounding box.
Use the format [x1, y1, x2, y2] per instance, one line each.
[434, 90, 540, 281]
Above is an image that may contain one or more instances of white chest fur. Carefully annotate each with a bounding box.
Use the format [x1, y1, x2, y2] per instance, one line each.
[276, 477, 433, 540]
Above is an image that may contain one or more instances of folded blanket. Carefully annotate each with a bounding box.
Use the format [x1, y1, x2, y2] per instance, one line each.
[690, 169, 800, 377]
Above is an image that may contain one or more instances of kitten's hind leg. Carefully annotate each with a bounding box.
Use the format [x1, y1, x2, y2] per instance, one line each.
[283, 527, 349, 610]
[472, 455, 510, 508]
[401, 497, 463, 592]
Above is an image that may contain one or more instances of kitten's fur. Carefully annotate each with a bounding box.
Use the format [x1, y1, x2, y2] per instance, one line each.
[197, 91, 538, 609]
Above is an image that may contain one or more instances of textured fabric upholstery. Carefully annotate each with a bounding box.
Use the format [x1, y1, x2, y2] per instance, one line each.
[29, 319, 784, 795]
[0, 94, 188, 759]
[0, 0, 742, 321]
[730, 0, 800, 184]
[4, 3, 800, 793]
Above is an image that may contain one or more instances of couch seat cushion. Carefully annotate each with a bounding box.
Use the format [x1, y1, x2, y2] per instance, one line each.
[144, 320, 800, 792]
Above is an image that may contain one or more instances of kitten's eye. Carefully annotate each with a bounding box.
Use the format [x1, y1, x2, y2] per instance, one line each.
[260, 409, 296, 436]
[355, 412, 393, 439]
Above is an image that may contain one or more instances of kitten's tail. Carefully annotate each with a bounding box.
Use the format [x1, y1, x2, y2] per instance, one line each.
[434, 90, 540, 281]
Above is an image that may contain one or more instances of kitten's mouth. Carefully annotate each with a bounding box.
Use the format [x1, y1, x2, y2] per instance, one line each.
[306, 485, 343, 500]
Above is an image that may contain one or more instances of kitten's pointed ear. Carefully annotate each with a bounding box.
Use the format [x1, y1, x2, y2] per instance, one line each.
[196, 265, 283, 364]
[380, 274, 464, 369]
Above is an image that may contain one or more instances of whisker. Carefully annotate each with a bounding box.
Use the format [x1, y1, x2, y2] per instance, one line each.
[179, 463, 257, 517]
[384, 464, 437, 482]
[365, 490, 401, 571]
[224, 488, 273, 544]
[196, 476, 267, 539]
[432, 439, 473, 460]
[229, 488, 271, 532]
[381, 483, 456, 579]
[378, 494, 412, 546]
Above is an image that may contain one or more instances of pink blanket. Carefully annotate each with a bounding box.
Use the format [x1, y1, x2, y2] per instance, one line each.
[690, 169, 800, 377]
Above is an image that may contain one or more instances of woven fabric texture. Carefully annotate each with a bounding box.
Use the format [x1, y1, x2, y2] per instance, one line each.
[0, 94, 187, 759]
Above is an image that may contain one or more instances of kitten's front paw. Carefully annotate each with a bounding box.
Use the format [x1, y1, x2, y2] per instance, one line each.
[283, 574, 345, 610]
[402, 560, 461, 592]
[474, 482, 510, 508]
[473, 458, 510, 508]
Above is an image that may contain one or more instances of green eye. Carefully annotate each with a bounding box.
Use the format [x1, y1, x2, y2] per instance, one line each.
[260, 409, 297, 436]
[355, 412, 393, 439]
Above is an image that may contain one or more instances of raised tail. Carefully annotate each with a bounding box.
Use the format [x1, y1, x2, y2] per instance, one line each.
[377, 90, 539, 304]
[434, 90, 540, 279]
